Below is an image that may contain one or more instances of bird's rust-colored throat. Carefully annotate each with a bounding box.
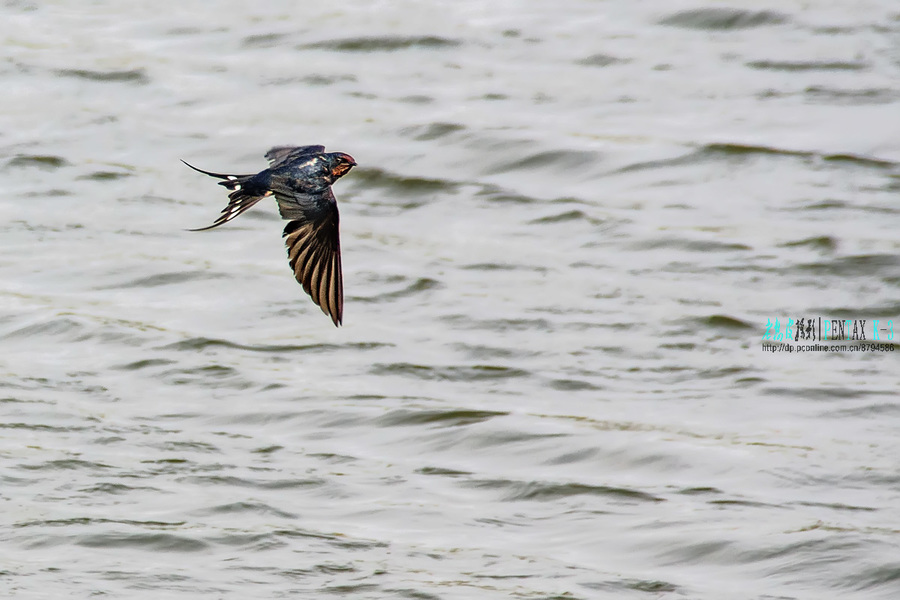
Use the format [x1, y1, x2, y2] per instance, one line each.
[331, 153, 356, 178]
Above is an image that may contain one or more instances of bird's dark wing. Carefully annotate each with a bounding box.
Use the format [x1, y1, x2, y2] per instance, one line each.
[265, 145, 326, 169]
[277, 189, 342, 326]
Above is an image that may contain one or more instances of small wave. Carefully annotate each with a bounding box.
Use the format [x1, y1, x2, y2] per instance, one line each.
[542, 447, 600, 465]
[0, 422, 85, 433]
[193, 501, 297, 519]
[397, 94, 434, 104]
[451, 342, 541, 360]
[575, 53, 628, 67]
[157, 364, 259, 391]
[352, 277, 441, 303]
[371, 363, 531, 382]
[795, 200, 899, 213]
[475, 184, 540, 204]
[15, 517, 183, 529]
[6, 154, 69, 169]
[529, 209, 604, 225]
[416, 466, 472, 477]
[242, 32, 289, 48]
[585, 579, 680, 594]
[701, 315, 754, 330]
[55, 68, 149, 84]
[440, 315, 553, 332]
[399, 122, 466, 141]
[464, 478, 665, 503]
[792, 500, 877, 512]
[160, 337, 387, 354]
[747, 59, 868, 72]
[374, 408, 508, 428]
[678, 486, 724, 496]
[76, 170, 134, 181]
[264, 73, 356, 86]
[349, 167, 457, 196]
[780, 236, 839, 252]
[762, 387, 877, 400]
[178, 475, 325, 490]
[18, 459, 112, 471]
[76, 532, 208, 552]
[112, 358, 176, 371]
[803, 86, 900, 106]
[794, 254, 900, 278]
[461, 263, 546, 273]
[617, 143, 896, 173]
[659, 8, 789, 30]
[483, 149, 597, 176]
[98, 271, 227, 289]
[298, 35, 460, 52]
[629, 238, 752, 252]
[546, 378, 602, 391]
[78, 482, 159, 495]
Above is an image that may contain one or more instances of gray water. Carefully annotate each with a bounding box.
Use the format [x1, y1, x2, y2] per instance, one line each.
[2, 2, 900, 598]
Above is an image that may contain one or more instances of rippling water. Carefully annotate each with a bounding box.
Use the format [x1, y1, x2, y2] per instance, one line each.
[3, 2, 900, 598]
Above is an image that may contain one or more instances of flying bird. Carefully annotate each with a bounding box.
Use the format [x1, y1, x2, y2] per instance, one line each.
[184, 145, 356, 326]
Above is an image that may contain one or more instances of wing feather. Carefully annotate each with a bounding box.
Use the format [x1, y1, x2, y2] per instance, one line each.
[287, 223, 315, 262]
[317, 255, 331, 312]
[307, 246, 325, 302]
[282, 197, 342, 326]
[333, 246, 343, 325]
[317, 252, 331, 310]
[293, 237, 319, 291]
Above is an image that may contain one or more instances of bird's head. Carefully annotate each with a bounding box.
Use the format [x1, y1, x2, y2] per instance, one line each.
[328, 152, 357, 180]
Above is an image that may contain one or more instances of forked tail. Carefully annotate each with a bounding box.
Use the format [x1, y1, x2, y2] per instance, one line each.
[183, 160, 271, 231]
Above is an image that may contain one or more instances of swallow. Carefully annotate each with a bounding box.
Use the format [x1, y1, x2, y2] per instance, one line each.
[183, 145, 356, 326]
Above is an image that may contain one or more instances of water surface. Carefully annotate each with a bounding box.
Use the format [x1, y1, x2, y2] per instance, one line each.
[2, 2, 900, 598]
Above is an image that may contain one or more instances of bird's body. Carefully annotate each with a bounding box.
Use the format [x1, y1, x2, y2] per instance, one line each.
[184, 145, 356, 326]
